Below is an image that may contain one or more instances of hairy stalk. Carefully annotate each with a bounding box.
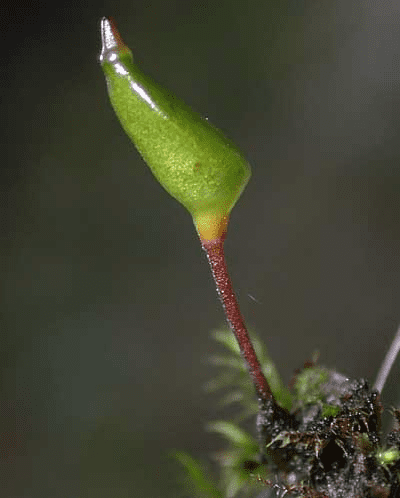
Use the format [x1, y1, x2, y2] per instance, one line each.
[202, 235, 274, 405]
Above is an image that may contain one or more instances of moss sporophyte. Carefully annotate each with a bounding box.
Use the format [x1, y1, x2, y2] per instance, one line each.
[99, 18, 400, 497]
[98, 17, 272, 405]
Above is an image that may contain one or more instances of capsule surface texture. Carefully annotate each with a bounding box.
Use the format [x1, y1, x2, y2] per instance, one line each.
[99, 17, 251, 241]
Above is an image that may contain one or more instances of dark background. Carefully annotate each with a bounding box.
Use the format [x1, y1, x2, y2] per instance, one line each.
[2, 0, 400, 496]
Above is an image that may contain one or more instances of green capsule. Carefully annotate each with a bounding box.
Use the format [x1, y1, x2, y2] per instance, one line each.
[99, 17, 251, 242]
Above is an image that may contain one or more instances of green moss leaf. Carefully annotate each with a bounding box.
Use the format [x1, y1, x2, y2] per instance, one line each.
[173, 451, 222, 498]
[206, 421, 258, 451]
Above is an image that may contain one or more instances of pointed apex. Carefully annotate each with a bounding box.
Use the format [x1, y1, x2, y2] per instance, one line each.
[99, 17, 130, 64]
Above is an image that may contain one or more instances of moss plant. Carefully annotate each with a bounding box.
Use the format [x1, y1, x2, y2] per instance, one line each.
[99, 18, 400, 497]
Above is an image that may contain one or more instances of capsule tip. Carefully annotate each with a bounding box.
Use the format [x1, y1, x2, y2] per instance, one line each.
[99, 17, 130, 63]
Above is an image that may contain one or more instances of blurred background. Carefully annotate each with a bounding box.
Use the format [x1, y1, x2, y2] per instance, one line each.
[2, 0, 400, 496]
